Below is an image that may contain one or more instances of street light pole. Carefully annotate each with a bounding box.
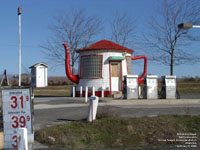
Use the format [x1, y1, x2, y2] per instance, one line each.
[178, 23, 200, 29]
[192, 25, 200, 28]
[18, 7, 22, 86]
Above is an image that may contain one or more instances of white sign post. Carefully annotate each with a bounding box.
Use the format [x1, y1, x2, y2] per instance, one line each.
[87, 96, 99, 122]
[2, 88, 33, 149]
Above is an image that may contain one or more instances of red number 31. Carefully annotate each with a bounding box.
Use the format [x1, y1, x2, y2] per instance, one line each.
[10, 96, 24, 109]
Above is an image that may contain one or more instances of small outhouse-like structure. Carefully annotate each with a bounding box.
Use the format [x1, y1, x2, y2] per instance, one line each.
[64, 40, 147, 97]
[29, 63, 48, 87]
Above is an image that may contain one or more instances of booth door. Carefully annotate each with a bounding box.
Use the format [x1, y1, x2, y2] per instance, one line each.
[111, 62, 121, 91]
[37, 67, 45, 87]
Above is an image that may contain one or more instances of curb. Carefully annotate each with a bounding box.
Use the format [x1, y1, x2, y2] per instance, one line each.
[99, 98, 200, 105]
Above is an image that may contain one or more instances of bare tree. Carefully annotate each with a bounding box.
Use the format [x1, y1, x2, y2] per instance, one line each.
[110, 12, 137, 47]
[41, 8, 102, 73]
[143, 0, 200, 75]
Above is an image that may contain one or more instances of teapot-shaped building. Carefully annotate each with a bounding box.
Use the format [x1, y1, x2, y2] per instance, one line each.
[63, 40, 147, 97]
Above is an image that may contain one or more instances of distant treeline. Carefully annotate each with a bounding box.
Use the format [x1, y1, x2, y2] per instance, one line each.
[177, 76, 200, 82]
[5, 76, 74, 86]
[48, 77, 75, 86]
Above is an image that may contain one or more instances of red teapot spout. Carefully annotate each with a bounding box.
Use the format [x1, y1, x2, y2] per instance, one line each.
[132, 55, 147, 84]
[63, 43, 79, 84]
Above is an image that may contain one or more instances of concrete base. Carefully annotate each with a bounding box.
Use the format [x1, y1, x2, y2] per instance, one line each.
[112, 91, 123, 99]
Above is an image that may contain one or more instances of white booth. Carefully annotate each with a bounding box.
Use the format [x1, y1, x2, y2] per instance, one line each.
[29, 63, 48, 87]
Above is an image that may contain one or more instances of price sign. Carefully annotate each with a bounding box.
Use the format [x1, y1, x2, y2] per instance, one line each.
[2, 88, 33, 149]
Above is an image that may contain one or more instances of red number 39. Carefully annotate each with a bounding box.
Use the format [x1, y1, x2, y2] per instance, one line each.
[11, 116, 26, 128]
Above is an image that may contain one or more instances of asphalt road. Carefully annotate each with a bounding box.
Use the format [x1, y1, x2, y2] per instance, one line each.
[33, 97, 200, 130]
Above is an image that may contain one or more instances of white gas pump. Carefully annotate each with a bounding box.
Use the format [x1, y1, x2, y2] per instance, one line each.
[162, 76, 176, 99]
[124, 75, 138, 99]
[144, 75, 158, 99]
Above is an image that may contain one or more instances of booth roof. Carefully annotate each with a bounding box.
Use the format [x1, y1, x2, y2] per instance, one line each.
[77, 40, 134, 54]
[29, 62, 48, 68]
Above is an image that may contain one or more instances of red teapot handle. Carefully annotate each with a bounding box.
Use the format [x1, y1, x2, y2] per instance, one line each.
[132, 55, 147, 84]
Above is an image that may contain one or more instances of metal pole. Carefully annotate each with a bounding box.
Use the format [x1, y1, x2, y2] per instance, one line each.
[18, 7, 22, 86]
[192, 25, 200, 28]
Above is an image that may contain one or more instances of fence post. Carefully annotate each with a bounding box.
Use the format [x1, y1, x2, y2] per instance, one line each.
[87, 96, 99, 122]
[18, 128, 28, 150]
[101, 87, 104, 98]
[73, 86, 75, 98]
[92, 86, 95, 96]
[85, 86, 88, 103]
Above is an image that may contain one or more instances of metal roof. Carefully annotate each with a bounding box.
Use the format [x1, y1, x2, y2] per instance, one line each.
[29, 62, 48, 68]
[77, 40, 134, 54]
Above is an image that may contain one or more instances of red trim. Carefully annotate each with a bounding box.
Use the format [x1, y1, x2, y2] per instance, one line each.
[80, 56, 83, 78]
[109, 60, 123, 93]
[120, 61, 123, 92]
[76, 91, 110, 97]
[63, 43, 79, 84]
[132, 55, 148, 84]
[80, 54, 103, 79]
[77, 40, 134, 54]
[101, 54, 103, 78]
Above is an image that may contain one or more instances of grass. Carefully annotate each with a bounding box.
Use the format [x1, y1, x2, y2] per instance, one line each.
[34, 85, 71, 97]
[177, 81, 200, 94]
[35, 115, 200, 149]
[157, 80, 200, 95]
